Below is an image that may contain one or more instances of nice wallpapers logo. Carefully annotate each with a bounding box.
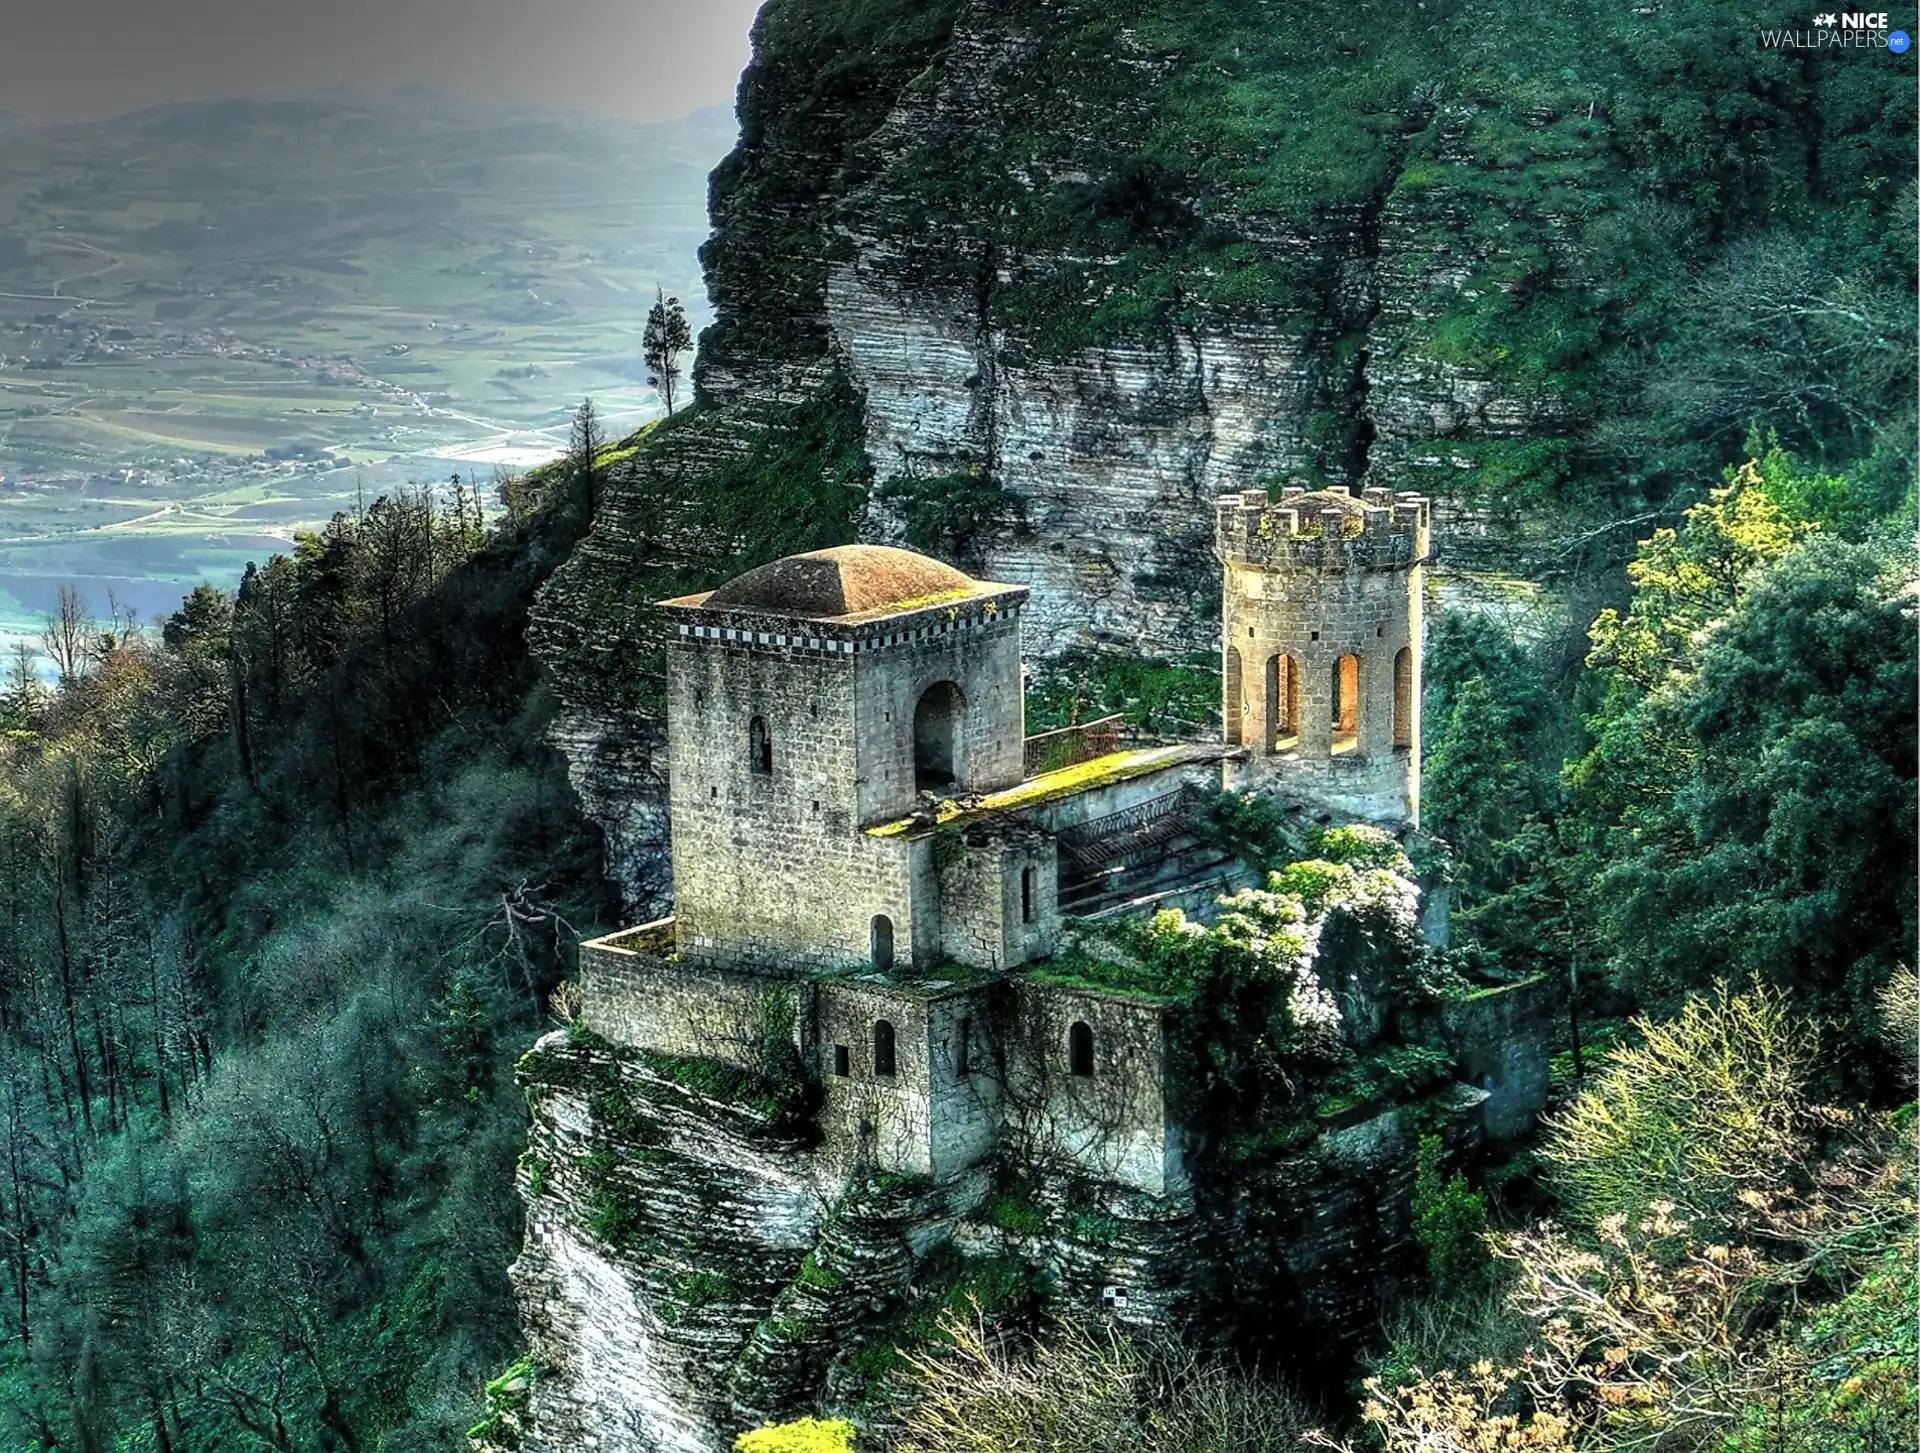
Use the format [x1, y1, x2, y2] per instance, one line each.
[1759, 10, 1914, 49]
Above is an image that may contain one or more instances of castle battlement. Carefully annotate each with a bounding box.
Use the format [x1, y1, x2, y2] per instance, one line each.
[660, 584, 1025, 659]
[1214, 485, 1429, 572]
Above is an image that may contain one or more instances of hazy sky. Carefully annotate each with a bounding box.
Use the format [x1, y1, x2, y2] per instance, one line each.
[0, 0, 767, 123]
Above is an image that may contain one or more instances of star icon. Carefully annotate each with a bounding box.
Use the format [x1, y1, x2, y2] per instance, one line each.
[1814, 12, 1836, 23]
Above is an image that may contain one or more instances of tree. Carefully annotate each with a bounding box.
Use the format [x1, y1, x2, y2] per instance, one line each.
[1575, 535, 1916, 1073]
[2, 644, 45, 728]
[1320, 989, 1917, 1453]
[1540, 984, 1811, 1235]
[643, 287, 692, 417]
[898, 1307, 1313, 1453]
[569, 397, 603, 522]
[40, 585, 93, 686]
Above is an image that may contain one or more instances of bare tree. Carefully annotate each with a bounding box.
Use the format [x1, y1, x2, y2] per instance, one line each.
[40, 584, 92, 686]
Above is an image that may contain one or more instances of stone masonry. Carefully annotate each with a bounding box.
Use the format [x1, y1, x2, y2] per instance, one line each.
[1217, 484, 1430, 825]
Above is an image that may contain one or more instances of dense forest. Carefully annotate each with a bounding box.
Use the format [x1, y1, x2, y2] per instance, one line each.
[0, 0, 1914, 1446]
[0, 467, 615, 1448]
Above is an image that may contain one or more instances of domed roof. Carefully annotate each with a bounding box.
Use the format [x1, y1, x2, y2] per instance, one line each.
[703, 545, 981, 619]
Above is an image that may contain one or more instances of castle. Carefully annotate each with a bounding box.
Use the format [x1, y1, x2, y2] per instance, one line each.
[574, 484, 1431, 1199]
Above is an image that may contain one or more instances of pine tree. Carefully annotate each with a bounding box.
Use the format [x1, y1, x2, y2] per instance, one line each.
[643, 287, 693, 417]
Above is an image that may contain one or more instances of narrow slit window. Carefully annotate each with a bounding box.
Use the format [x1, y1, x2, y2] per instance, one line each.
[954, 1018, 971, 1079]
[833, 1044, 850, 1077]
[1020, 866, 1035, 924]
[874, 1020, 897, 1079]
[749, 715, 773, 775]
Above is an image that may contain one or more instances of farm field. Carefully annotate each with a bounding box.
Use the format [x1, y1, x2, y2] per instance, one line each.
[0, 94, 730, 654]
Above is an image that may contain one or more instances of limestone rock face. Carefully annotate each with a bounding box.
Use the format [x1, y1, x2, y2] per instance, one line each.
[528, 2, 1601, 907]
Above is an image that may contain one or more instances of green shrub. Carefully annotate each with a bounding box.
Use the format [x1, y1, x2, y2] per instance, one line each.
[1412, 1135, 1490, 1298]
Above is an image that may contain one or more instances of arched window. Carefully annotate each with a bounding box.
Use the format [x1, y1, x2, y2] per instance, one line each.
[748, 715, 773, 775]
[873, 1020, 897, 1078]
[1331, 654, 1360, 755]
[1020, 865, 1035, 924]
[913, 681, 966, 792]
[1266, 653, 1299, 751]
[1393, 646, 1413, 748]
[1068, 1021, 1095, 1078]
[1223, 646, 1243, 746]
[870, 914, 894, 972]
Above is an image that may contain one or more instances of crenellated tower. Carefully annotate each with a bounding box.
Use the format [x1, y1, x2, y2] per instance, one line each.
[1214, 484, 1429, 826]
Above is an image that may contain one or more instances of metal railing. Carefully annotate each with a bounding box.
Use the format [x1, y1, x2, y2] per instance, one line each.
[1022, 713, 1124, 776]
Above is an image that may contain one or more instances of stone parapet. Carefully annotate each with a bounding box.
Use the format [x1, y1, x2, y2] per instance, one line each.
[1215, 485, 1429, 572]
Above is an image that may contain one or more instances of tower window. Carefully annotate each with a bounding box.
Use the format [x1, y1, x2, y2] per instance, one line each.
[1021, 865, 1035, 924]
[870, 914, 895, 972]
[749, 716, 773, 775]
[955, 1018, 971, 1079]
[834, 1044, 850, 1077]
[1332, 654, 1361, 755]
[1393, 646, 1414, 748]
[1068, 1021, 1095, 1078]
[1223, 646, 1243, 746]
[1265, 654, 1299, 751]
[874, 1020, 897, 1078]
[914, 681, 967, 792]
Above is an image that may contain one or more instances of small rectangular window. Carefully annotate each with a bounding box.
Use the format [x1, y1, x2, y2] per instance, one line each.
[833, 1044, 850, 1077]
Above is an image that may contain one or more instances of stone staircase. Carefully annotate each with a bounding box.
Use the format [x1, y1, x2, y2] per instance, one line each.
[1055, 787, 1245, 919]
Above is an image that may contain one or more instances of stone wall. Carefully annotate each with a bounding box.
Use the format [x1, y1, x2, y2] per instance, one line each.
[935, 826, 1058, 971]
[814, 980, 941, 1178]
[848, 609, 1026, 823]
[667, 599, 1029, 971]
[1007, 982, 1184, 1198]
[1438, 975, 1556, 1143]
[580, 926, 810, 1068]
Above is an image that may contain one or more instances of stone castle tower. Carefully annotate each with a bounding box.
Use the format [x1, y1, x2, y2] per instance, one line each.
[1215, 485, 1430, 825]
[656, 545, 1046, 974]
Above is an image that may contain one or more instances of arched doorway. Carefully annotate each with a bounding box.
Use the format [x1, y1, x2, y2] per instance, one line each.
[1266, 653, 1299, 751]
[870, 914, 895, 971]
[1068, 1021, 1095, 1078]
[1332, 654, 1360, 754]
[914, 681, 966, 792]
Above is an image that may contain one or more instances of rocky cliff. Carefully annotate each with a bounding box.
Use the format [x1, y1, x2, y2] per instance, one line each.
[530, 0, 1908, 911]
[504, 858, 1552, 1452]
